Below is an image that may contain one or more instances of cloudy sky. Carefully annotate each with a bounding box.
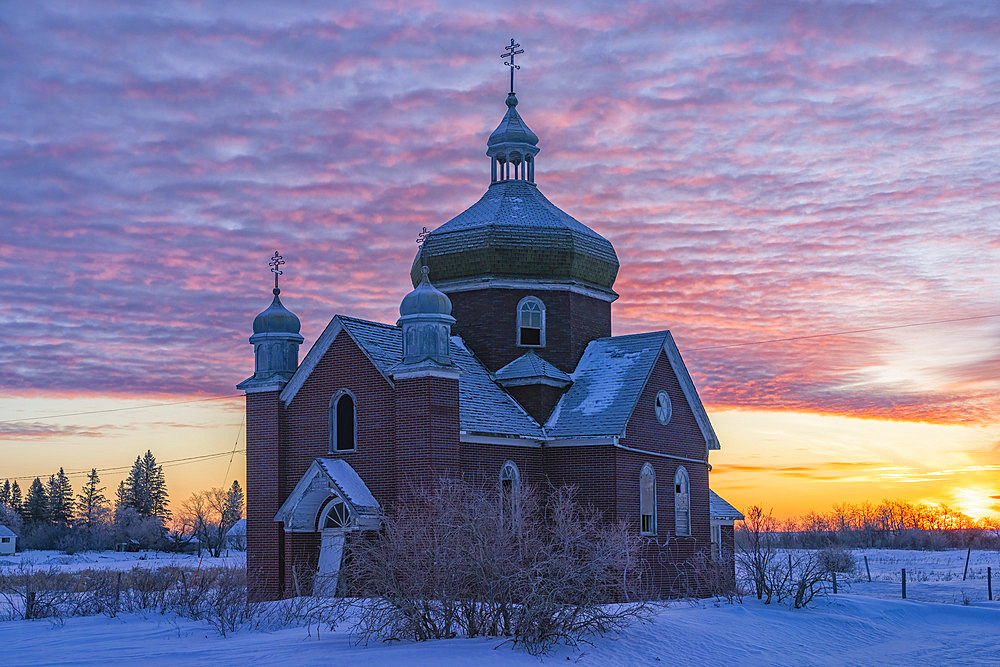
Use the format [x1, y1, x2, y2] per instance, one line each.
[2, 1, 998, 518]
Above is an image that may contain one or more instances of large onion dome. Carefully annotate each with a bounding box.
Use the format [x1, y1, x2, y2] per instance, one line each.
[411, 92, 619, 295]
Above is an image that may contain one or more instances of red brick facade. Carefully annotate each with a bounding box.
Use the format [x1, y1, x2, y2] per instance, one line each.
[447, 288, 611, 373]
[244, 317, 722, 599]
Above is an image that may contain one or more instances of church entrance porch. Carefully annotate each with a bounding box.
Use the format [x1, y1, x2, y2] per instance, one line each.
[274, 458, 382, 593]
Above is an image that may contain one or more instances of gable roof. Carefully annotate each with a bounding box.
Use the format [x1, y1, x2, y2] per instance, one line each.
[494, 350, 572, 387]
[0, 525, 16, 538]
[710, 490, 744, 521]
[545, 330, 720, 450]
[281, 315, 545, 440]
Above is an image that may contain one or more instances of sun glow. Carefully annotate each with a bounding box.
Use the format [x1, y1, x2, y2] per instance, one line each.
[948, 487, 1000, 521]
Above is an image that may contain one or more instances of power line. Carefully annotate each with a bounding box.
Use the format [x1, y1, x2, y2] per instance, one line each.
[689, 313, 1000, 352]
[0, 395, 241, 426]
[3, 449, 246, 483]
[222, 413, 245, 487]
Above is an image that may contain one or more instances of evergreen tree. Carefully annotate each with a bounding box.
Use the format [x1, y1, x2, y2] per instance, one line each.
[123, 454, 147, 515]
[143, 450, 170, 523]
[121, 450, 170, 524]
[115, 479, 128, 510]
[46, 468, 75, 526]
[77, 468, 109, 528]
[222, 480, 245, 527]
[0, 479, 10, 506]
[10, 480, 22, 512]
[25, 477, 49, 525]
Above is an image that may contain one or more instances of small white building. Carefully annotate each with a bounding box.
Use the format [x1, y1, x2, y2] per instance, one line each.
[0, 525, 16, 555]
[225, 518, 246, 551]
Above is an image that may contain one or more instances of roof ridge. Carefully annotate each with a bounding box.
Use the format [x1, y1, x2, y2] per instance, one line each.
[336, 314, 398, 330]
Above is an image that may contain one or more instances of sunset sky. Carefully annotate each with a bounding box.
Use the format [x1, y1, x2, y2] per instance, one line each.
[2, 1, 998, 521]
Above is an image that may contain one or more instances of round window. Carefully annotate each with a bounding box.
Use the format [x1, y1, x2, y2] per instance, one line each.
[655, 391, 672, 425]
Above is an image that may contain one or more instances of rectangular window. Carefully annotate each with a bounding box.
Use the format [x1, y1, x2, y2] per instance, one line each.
[1, 537, 9, 543]
[640, 514, 653, 534]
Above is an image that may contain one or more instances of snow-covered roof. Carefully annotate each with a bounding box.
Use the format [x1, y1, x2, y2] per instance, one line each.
[545, 330, 720, 449]
[710, 491, 744, 521]
[545, 331, 665, 438]
[0, 525, 16, 538]
[494, 350, 572, 387]
[283, 315, 545, 440]
[274, 458, 382, 532]
[225, 518, 246, 537]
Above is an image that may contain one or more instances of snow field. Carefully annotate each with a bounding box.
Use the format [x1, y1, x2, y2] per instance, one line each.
[1, 547, 998, 664]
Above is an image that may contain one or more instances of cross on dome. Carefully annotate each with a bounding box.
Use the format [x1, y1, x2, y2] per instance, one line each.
[269, 250, 285, 292]
[501, 39, 524, 94]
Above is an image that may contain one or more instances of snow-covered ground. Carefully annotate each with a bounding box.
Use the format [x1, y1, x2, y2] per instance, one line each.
[819, 548, 999, 605]
[0, 549, 245, 573]
[0, 595, 997, 666]
[1, 548, 998, 665]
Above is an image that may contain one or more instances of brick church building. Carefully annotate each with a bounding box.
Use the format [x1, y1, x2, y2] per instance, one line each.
[239, 74, 741, 601]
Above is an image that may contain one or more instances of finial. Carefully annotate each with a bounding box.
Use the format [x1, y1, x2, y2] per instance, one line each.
[501, 38, 524, 94]
[416, 226, 430, 248]
[269, 250, 285, 294]
[421, 265, 430, 279]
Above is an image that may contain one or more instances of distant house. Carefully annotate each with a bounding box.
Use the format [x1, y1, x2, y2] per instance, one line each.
[0, 525, 16, 555]
[226, 519, 246, 551]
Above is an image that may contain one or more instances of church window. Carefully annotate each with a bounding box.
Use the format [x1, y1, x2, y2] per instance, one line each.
[319, 497, 350, 530]
[655, 391, 672, 425]
[517, 297, 545, 347]
[640, 463, 656, 535]
[330, 391, 357, 452]
[674, 466, 691, 536]
[500, 460, 521, 526]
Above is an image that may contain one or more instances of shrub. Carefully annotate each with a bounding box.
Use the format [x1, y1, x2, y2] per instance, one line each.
[339, 478, 651, 655]
[817, 547, 856, 574]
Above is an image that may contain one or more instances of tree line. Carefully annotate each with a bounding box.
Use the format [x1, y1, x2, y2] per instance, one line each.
[771, 498, 1000, 550]
[0, 450, 244, 555]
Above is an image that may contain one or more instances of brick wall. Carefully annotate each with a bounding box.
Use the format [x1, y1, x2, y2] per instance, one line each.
[447, 288, 611, 374]
[245, 390, 284, 602]
[395, 375, 461, 480]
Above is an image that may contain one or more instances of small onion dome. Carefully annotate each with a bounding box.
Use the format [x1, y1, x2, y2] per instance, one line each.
[487, 92, 539, 149]
[252, 288, 301, 334]
[399, 266, 452, 317]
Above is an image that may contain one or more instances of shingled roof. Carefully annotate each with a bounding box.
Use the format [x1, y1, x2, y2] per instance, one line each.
[282, 316, 544, 440]
[545, 330, 720, 449]
[410, 179, 619, 292]
[710, 490, 744, 521]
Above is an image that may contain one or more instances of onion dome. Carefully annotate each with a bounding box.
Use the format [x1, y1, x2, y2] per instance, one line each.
[399, 266, 452, 317]
[253, 288, 301, 334]
[411, 92, 619, 295]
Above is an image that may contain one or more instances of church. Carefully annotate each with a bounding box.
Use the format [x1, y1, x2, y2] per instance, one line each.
[239, 49, 741, 601]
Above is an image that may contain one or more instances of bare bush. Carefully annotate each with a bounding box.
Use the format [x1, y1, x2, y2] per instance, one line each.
[341, 478, 651, 655]
[817, 547, 856, 574]
[736, 505, 779, 603]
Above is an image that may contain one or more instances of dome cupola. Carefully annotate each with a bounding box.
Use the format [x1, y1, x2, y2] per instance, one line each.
[411, 40, 618, 297]
[240, 251, 304, 386]
[395, 266, 457, 372]
[399, 266, 452, 317]
[253, 289, 301, 334]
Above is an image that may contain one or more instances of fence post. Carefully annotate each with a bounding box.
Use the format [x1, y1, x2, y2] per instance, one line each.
[963, 547, 971, 581]
[989, 567, 993, 601]
[788, 553, 793, 575]
[902, 568, 906, 599]
[832, 570, 838, 594]
[864, 555, 872, 582]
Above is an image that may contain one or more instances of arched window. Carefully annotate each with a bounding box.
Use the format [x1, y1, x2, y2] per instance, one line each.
[674, 466, 691, 536]
[500, 460, 521, 527]
[516, 297, 545, 347]
[640, 463, 656, 536]
[318, 496, 350, 530]
[330, 391, 357, 452]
